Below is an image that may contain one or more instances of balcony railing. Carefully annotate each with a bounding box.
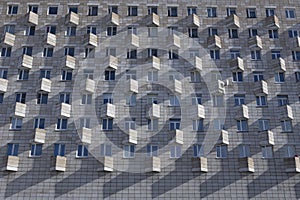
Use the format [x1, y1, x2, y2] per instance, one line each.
[51, 156, 67, 172]
[192, 157, 208, 172]
[33, 128, 46, 144]
[145, 157, 161, 172]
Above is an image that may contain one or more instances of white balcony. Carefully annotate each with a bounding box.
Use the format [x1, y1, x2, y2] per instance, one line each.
[238, 157, 254, 172]
[171, 129, 183, 144]
[207, 35, 222, 49]
[45, 32, 56, 46]
[126, 34, 139, 48]
[81, 78, 95, 93]
[3, 32, 15, 46]
[188, 14, 200, 27]
[20, 54, 33, 69]
[225, 14, 240, 28]
[78, 127, 92, 144]
[272, 58, 286, 72]
[169, 79, 182, 94]
[66, 12, 79, 26]
[5, 156, 19, 171]
[194, 56, 202, 71]
[145, 157, 161, 172]
[14, 102, 26, 118]
[27, 11, 38, 26]
[108, 12, 119, 26]
[259, 130, 274, 146]
[230, 57, 244, 71]
[218, 130, 229, 145]
[0, 78, 8, 92]
[148, 104, 160, 119]
[284, 157, 300, 173]
[265, 15, 280, 29]
[105, 55, 118, 70]
[59, 103, 71, 118]
[84, 33, 98, 47]
[214, 80, 225, 94]
[235, 105, 249, 119]
[167, 34, 180, 48]
[128, 129, 137, 144]
[192, 105, 205, 119]
[191, 157, 208, 172]
[148, 56, 160, 70]
[248, 36, 262, 49]
[40, 78, 52, 93]
[147, 13, 160, 26]
[292, 36, 300, 49]
[64, 55, 76, 70]
[100, 103, 115, 118]
[33, 128, 46, 144]
[51, 156, 67, 172]
[99, 156, 114, 172]
[280, 105, 293, 120]
[253, 80, 268, 95]
[126, 79, 138, 93]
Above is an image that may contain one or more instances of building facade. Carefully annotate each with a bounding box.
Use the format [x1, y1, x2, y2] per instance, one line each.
[0, 0, 300, 199]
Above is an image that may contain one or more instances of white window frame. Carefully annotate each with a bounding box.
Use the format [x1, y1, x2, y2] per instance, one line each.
[123, 145, 135, 158]
[281, 120, 292, 132]
[147, 145, 158, 157]
[56, 118, 68, 130]
[169, 95, 180, 106]
[237, 119, 248, 131]
[10, 117, 23, 130]
[148, 119, 158, 131]
[80, 118, 90, 128]
[216, 145, 227, 158]
[30, 144, 43, 157]
[81, 93, 92, 105]
[76, 144, 89, 158]
[262, 146, 273, 158]
[170, 145, 181, 158]
[239, 145, 250, 158]
[100, 144, 112, 157]
[148, 70, 158, 82]
[259, 119, 270, 131]
[192, 119, 204, 131]
[256, 95, 267, 106]
[102, 118, 113, 130]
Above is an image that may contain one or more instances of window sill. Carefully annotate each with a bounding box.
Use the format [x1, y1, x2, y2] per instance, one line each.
[29, 155, 42, 158]
[76, 156, 89, 159]
[281, 131, 293, 133]
[237, 130, 249, 133]
[54, 129, 68, 132]
[9, 128, 22, 131]
[256, 106, 268, 108]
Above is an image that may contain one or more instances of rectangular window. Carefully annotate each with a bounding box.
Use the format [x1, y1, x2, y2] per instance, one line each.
[216, 145, 227, 158]
[128, 6, 138, 16]
[102, 118, 113, 130]
[100, 144, 112, 156]
[85, 48, 95, 58]
[295, 72, 300, 82]
[61, 70, 72, 81]
[148, 27, 158, 37]
[81, 94, 92, 104]
[148, 70, 158, 82]
[88, 6, 98, 16]
[247, 8, 256, 18]
[256, 95, 267, 106]
[275, 72, 285, 83]
[292, 51, 300, 61]
[188, 28, 198, 38]
[77, 144, 88, 157]
[0, 93, 4, 104]
[125, 118, 135, 130]
[108, 6, 118, 14]
[147, 95, 158, 104]
[148, 119, 158, 131]
[277, 95, 288, 106]
[34, 118, 45, 129]
[193, 144, 204, 157]
[237, 119, 248, 131]
[56, 118, 68, 130]
[40, 69, 51, 79]
[4, 25, 15, 34]
[248, 28, 258, 37]
[168, 26, 178, 35]
[106, 48, 116, 57]
[253, 72, 264, 82]
[64, 47, 75, 56]
[18, 69, 29, 80]
[59, 93, 70, 104]
[251, 50, 261, 60]
[288, 29, 298, 38]
[147, 145, 158, 157]
[169, 95, 180, 106]
[123, 145, 135, 158]
[15, 93, 26, 103]
[66, 26, 76, 36]
[271, 50, 281, 59]
[69, 7, 78, 14]
[190, 71, 201, 82]
[239, 145, 250, 158]
[7, 143, 19, 156]
[262, 146, 273, 158]
[286, 145, 296, 158]
[259, 119, 270, 131]
[37, 93, 48, 104]
[128, 26, 137, 35]
[228, 29, 238, 38]
[187, 7, 197, 15]
[43, 48, 53, 57]
[286, 9, 295, 18]
[169, 49, 179, 59]
[281, 120, 292, 132]
[0, 68, 8, 79]
[170, 119, 181, 130]
[234, 94, 245, 106]
[54, 144, 65, 156]
[25, 26, 35, 36]
[87, 26, 97, 34]
[148, 6, 158, 15]
[265, 8, 275, 17]
[230, 50, 240, 59]
[104, 70, 115, 81]
[11, 117, 22, 129]
[1, 47, 12, 57]
[80, 118, 90, 128]
[227, 7, 236, 16]
[147, 48, 158, 57]
[192, 94, 202, 105]
[268, 29, 278, 39]
[213, 95, 224, 107]
[103, 93, 113, 104]
[170, 145, 181, 158]
[168, 7, 178, 17]
[213, 119, 224, 130]
[30, 144, 42, 157]
[127, 49, 137, 59]
[46, 26, 56, 34]
[48, 6, 58, 15]
[193, 119, 204, 131]
[232, 72, 243, 82]
[207, 7, 217, 17]
[8, 5, 18, 15]
[208, 28, 218, 36]
[210, 50, 220, 60]
[22, 47, 33, 56]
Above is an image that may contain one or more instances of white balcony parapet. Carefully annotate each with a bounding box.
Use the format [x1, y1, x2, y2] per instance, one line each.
[5, 156, 19, 171]
[100, 103, 115, 118]
[188, 14, 200, 27]
[33, 128, 46, 144]
[225, 14, 240, 28]
[59, 103, 71, 118]
[81, 78, 95, 93]
[66, 12, 79, 26]
[14, 102, 26, 118]
[27, 11, 38, 26]
[238, 157, 255, 172]
[272, 58, 286, 72]
[147, 13, 160, 26]
[230, 57, 244, 71]
[127, 79, 138, 93]
[105, 55, 118, 70]
[191, 157, 208, 172]
[253, 80, 268, 95]
[108, 13, 119, 26]
[149, 104, 160, 119]
[128, 129, 137, 144]
[167, 34, 180, 48]
[65, 55, 76, 70]
[3, 32, 15, 46]
[284, 157, 300, 173]
[265, 15, 280, 29]
[259, 130, 274, 146]
[98, 156, 114, 172]
[0, 78, 8, 92]
[218, 130, 229, 145]
[40, 78, 52, 93]
[280, 105, 293, 120]
[45, 32, 56, 46]
[20, 54, 33, 69]
[126, 34, 139, 48]
[207, 35, 222, 49]
[169, 79, 182, 94]
[145, 157, 161, 172]
[84, 33, 97, 47]
[248, 36, 262, 49]
[51, 156, 67, 172]
[235, 105, 249, 119]
[78, 127, 92, 144]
